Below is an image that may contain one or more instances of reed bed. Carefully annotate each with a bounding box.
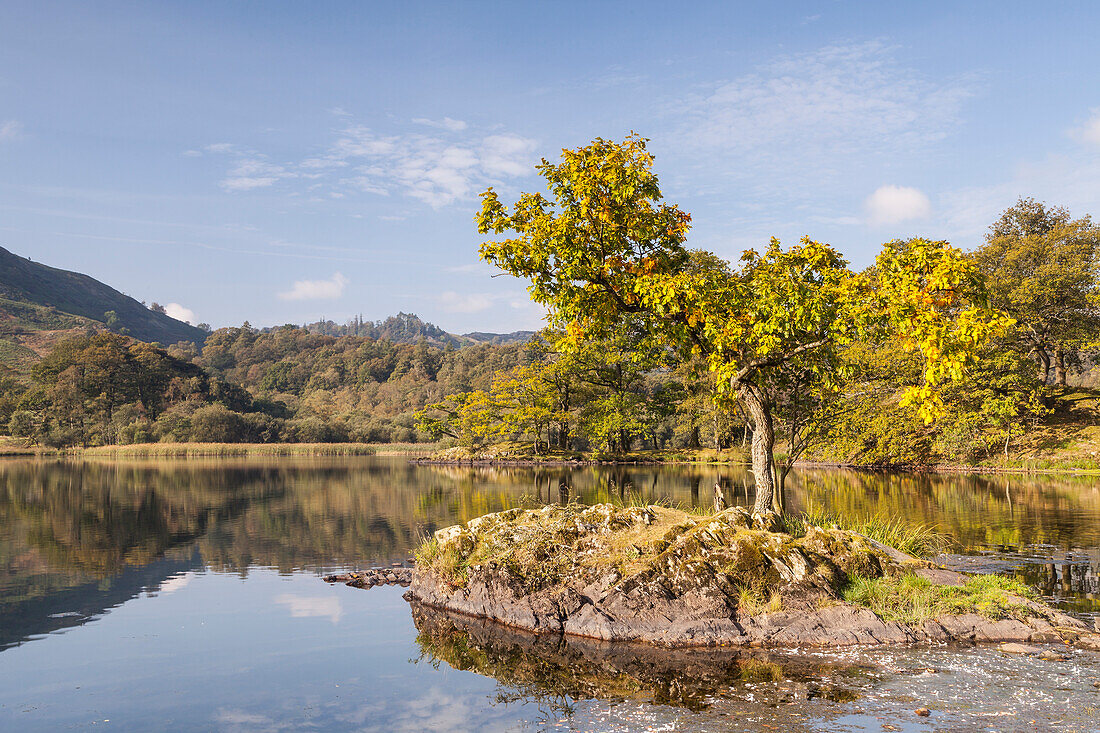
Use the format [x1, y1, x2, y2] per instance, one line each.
[74, 442, 436, 458]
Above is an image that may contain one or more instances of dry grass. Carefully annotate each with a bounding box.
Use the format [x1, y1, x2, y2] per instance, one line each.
[75, 442, 434, 458]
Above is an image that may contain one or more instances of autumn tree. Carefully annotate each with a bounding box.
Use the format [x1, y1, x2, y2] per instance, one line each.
[477, 135, 1008, 514]
[973, 197, 1100, 385]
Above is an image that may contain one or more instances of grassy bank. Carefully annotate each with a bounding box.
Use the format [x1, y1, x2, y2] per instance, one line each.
[0, 440, 437, 458]
[78, 442, 435, 458]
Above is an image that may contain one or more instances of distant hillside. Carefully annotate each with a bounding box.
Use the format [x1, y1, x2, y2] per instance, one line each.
[304, 312, 462, 346]
[0, 246, 207, 347]
[461, 330, 536, 345]
[303, 313, 536, 347]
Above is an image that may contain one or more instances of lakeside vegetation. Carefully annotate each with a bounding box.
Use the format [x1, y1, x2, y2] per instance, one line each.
[1, 138, 1098, 494]
[0, 439, 432, 458]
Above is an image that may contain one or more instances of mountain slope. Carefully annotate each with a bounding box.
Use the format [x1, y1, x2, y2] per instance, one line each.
[0, 246, 206, 346]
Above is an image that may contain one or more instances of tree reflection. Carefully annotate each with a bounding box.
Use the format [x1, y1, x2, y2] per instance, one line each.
[0, 457, 1097, 650]
[410, 603, 865, 711]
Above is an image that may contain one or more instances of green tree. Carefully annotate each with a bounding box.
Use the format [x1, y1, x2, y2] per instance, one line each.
[492, 364, 556, 453]
[973, 197, 1100, 385]
[477, 135, 1008, 514]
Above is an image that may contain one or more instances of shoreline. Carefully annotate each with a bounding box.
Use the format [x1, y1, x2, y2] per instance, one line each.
[1, 442, 1098, 475]
[411, 454, 1100, 476]
[0, 441, 437, 459]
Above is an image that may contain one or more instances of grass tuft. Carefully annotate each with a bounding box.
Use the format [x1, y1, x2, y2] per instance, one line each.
[784, 506, 952, 558]
[736, 585, 783, 615]
[841, 572, 1037, 624]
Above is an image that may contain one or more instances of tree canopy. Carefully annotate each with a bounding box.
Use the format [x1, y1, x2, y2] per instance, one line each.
[972, 197, 1100, 385]
[478, 135, 1009, 513]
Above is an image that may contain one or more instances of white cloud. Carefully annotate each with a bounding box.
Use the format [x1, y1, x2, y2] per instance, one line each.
[865, 185, 932, 225]
[158, 571, 194, 593]
[204, 119, 536, 208]
[274, 594, 343, 624]
[164, 302, 196, 324]
[675, 41, 973, 180]
[480, 134, 537, 178]
[939, 149, 1100, 244]
[438, 289, 545, 317]
[220, 156, 294, 191]
[0, 120, 22, 142]
[1072, 108, 1100, 146]
[439, 290, 494, 313]
[412, 116, 468, 131]
[278, 272, 348, 300]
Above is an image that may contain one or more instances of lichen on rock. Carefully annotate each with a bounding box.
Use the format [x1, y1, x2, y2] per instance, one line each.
[407, 503, 1095, 649]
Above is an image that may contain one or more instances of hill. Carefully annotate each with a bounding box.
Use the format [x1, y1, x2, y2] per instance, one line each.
[302, 313, 536, 347]
[460, 330, 536, 345]
[0, 246, 207, 350]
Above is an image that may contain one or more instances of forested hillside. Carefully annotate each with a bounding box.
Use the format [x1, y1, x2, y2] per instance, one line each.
[0, 246, 208, 347]
[3, 195, 1100, 469]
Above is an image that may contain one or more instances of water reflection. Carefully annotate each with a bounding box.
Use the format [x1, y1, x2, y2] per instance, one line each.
[1, 457, 1098, 652]
[411, 603, 867, 712]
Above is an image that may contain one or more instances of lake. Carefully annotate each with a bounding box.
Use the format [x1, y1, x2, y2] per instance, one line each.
[1, 457, 1098, 731]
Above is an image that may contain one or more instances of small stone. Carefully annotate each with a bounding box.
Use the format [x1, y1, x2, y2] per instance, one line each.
[1091, 680, 1100, 689]
[914, 707, 931, 717]
[1076, 635, 1100, 651]
[998, 642, 1041, 655]
[1039, 650, 1069, 661]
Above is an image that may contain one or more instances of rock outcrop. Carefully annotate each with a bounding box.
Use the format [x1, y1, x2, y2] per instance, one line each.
[405, 504, 1096, 650]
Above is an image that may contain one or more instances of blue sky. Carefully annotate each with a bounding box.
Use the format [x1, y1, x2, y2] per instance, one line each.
[1, 1, 1098, 333]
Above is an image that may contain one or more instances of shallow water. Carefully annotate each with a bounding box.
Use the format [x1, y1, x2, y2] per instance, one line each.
[0, 457, 1098, 731]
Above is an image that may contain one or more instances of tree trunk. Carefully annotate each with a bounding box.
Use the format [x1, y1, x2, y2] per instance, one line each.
[1036, 348, 1051, 384]
[773, 464, 788, 514]
[738, 383, 777, 516]
[1054, 345, 1067, 386]
[558, 477, 570, 504]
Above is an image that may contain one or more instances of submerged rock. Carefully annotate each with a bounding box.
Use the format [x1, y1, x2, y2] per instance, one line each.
[404, 504, 1096, 650]
[324, 568, 412, 588]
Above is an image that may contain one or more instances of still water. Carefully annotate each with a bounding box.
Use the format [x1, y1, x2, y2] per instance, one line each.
[0, 457, 1098, 731]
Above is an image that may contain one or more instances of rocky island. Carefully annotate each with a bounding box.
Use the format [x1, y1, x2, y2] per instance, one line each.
[400, 504, 1100, 650]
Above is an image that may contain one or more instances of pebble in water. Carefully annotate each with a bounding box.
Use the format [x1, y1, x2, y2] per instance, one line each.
[322, 568, 412, 588]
